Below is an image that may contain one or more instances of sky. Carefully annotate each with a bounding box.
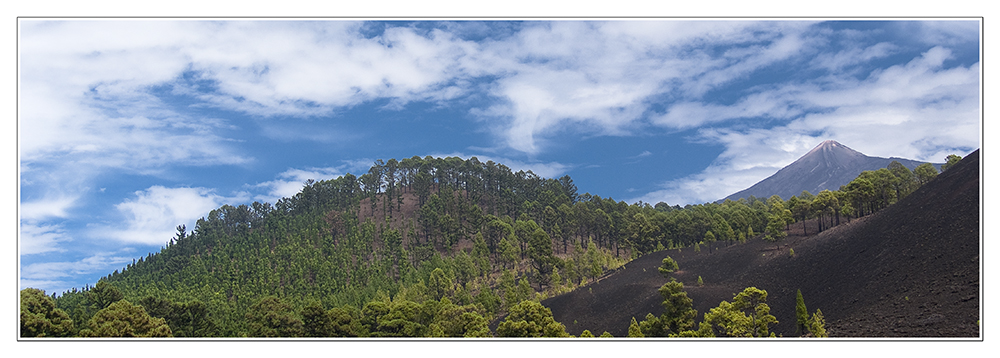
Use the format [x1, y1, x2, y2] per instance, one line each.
[17, 19, 981, 296]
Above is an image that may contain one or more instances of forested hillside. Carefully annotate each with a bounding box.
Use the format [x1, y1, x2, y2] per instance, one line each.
[22, 151, 967, 338]
[27, 156, 780, 337]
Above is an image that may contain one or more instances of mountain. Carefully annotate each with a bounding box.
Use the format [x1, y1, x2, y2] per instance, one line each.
[545, 149, 979, 337]
[721, 140, 937, 202]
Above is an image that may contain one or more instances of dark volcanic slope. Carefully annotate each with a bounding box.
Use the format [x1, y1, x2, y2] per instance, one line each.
[546, 149, 979, 337]
[722, 140, 937, 202]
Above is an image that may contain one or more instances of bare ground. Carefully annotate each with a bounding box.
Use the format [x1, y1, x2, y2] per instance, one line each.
[544, 150, 980, 338]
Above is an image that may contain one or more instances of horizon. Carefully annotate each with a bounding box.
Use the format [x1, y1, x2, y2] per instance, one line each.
[18, 19, 980, 295]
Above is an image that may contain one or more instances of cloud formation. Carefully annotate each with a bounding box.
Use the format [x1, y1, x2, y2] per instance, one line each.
[19, 223, 70, 256]
[253, 167, 344, 203]
[102, 186, 247, 245]
[473, 21, 817, 153]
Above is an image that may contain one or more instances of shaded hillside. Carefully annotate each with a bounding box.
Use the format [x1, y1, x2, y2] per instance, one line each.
[722, 140, 939, 202]
[546, 149, 979, 337]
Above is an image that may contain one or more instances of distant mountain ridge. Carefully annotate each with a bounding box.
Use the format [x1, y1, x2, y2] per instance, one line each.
[721, 140, 938, 202]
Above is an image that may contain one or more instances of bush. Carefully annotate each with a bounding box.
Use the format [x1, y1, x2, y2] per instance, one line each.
[808, 309, 828, 337]
[658, 257, 679, 278]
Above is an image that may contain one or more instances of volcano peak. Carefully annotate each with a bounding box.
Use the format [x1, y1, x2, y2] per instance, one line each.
[722, 140, 934, 201]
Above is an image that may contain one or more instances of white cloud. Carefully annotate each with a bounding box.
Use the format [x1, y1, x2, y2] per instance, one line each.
[472, 21, 814, 153]
[20, 252, 133, 294]
[178, 22, 481, 116]
[811, 42, 897, 72]
[101, 186, 247, 245]
[19, 19, 820, 164]
[680, 25, 811, 97]
[633, 128, 821, 205]
[254, 167, 344, 203]
[19, 222, 70, 256]
[19, 21, 254, 221]
[634, 166, 778, 207]
[19, 196, 78, 221]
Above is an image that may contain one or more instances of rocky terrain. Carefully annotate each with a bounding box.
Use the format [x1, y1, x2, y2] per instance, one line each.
[546, 150, 980, 338]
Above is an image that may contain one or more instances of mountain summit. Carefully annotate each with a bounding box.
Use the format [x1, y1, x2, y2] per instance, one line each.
[721, 140, 935, 202]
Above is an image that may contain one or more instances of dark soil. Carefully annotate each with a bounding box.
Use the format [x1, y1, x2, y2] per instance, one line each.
[545, 150, 980, 338]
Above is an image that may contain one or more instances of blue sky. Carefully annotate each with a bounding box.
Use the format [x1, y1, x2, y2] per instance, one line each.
[17, 19, 981, 295]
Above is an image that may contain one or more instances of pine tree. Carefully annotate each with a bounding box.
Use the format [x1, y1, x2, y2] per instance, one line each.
[87, 281, 124, 310]
[496, 300, 568, 337]
[658, 279, 696, 335]
[627, 316, 644, 337]
[704, 287, 777, 337]
[658, 256, 679, 278]
[795, 289, 809, 336]
[428, 268, 453, 301]
[942, 154, 962, 171]
[638, 313, 664, 337]
[808, 309, 828, 337]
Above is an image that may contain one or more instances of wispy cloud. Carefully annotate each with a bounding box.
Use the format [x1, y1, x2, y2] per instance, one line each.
[19, 196, 79, 221]
[810, 42, 897, 72]
[19, 223, 70, 256]
[473, 21, 815, 153]
[20, 252, 134, 293]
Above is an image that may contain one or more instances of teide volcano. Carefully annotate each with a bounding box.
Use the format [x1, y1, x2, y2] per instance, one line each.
[722, 140, 937, 202]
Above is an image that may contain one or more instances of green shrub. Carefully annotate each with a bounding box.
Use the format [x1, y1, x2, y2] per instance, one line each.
[658, 257, 679, 278]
